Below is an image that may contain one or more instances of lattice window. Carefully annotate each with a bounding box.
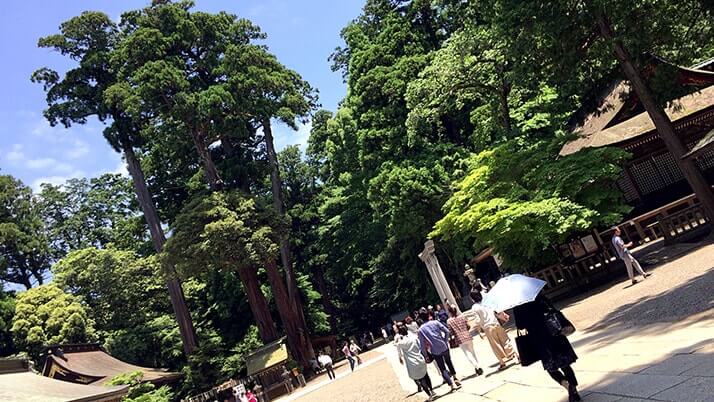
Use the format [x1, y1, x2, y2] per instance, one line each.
[652, 152, 683, 185]
[696, 146, 714, 171]
[616, 171, 639, 202]
[630, 159, 665, 194]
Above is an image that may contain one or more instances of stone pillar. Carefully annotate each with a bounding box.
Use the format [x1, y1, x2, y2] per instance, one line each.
[419, 240, 459, 311]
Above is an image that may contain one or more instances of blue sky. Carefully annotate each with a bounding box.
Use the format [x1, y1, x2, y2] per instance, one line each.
[0, 0, 363, 191]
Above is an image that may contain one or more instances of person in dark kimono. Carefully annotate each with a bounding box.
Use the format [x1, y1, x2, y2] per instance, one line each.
[513, 294, 581, 402]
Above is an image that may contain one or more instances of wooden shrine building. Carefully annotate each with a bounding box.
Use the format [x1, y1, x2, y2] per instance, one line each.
[0, 358, 128, 402]
[520, 57, 714, 299]
[561, 57, 714, 218]
[42, 343, 183, 386]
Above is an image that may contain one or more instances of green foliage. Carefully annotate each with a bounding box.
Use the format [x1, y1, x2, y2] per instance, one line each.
[0, 175, 52, 289]
[53, 248, 166, 331]
[38, 174, 148, 257]
[163, 192, 281, 275]
[432, 138, 631, 269]
[0, 291, 16, 356]
[11, 284, 96, 361]
[219, 325, 263, 378]
[107, 371, 173, 402]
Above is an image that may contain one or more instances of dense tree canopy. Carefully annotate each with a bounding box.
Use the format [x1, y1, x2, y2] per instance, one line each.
[0, 176, 51, 289]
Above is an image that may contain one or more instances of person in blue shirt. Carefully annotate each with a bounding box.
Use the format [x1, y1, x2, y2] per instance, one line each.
[611, 227, 651, 285]
[417, 310, 461, 391]
[435, 304, 449, 324]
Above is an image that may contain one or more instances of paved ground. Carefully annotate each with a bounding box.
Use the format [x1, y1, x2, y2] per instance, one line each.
[283, 240, 714, 402]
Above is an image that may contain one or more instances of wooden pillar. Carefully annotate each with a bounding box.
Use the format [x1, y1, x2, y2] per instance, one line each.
[631, 220, 647, 243]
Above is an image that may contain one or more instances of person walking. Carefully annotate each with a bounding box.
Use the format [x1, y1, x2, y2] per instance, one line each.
[417, 310, 461, 391]
[470, 289, 517, 370]
[318, 350, 336, 380]
[446, 304, 484, 376]
[350, 339, 363, 364]
[405, 316, 419, 335]
[395, 323, 436, 400]
[342, 341, 356, 371]
[611, 227, 651, 285]
[513, 294, 581, 402]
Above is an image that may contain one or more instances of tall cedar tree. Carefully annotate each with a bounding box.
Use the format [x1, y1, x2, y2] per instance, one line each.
[32, 11, 199, 354]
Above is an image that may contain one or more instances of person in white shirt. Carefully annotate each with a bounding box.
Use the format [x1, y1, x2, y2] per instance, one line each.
[470, 289, 517, 369]
[611, 227, 650, 285]
[395, 324, 435, 400]
[317, 350, 335, 380]
[349, 339, 363, 364]
[405, 316, 419, 335]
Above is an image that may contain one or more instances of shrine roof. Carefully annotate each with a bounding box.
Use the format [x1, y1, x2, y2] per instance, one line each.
[0, 358, 128, 402]
[42, 343, 183, 386]
[560, 85, 714, 156]
[683, 128, 714, 159]
[560, 57, 714, 156]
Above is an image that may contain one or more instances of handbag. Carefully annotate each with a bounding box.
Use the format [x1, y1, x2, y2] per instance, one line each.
[448, 335, 459, 349]
[514, 329, 539, 366]
[424, 351, 434, 364]
[544, 308, 575, 337]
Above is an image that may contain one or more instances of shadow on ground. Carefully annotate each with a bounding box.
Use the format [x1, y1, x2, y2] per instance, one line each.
[577, 340, 713, 401]
[570, 267, 713, 351]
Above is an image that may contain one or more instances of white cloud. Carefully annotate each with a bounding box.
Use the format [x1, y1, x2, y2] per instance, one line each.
[31, 119, 53, 138]
[31, 170, 85, 191]
[66, 139, 90, 159]
[25, 158, 75, 174]
[272, 121, 313, 152]
[5, 144, 25, 162]
[111, 160, 129, 177]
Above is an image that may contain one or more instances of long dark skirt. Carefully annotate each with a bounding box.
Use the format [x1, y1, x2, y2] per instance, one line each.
[538, 333, 577, 371]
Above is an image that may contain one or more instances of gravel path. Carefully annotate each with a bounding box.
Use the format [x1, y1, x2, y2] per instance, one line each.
[291, 358, 423, 402]
[558, 241, 714, 331]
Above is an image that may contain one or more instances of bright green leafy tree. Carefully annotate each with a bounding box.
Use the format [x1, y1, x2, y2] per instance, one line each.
[11, 284, 96, 361]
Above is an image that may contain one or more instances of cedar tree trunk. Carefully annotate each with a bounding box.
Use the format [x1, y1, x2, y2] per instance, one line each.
[236, 266, 278, 342]
[123, 143, 198, 355]
[189, 130, 279, 344]
[190, 126, 224, 191]
[263, 119, 315, 360]
[264, 259, 312, 368]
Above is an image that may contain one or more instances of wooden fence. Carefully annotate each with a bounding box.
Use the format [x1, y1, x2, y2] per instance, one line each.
[533, 192, 710, 299]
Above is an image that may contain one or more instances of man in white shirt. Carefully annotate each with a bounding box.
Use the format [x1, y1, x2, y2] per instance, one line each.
[470, 290, 516, 369]
[611, 227, 650, 285]
[317, 350, 335, 380]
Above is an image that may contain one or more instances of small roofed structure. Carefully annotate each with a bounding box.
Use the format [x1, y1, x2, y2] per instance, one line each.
[42, 343, 183, 386]
[245, 337, 294, 399]
[246, 338, 289, 377]
[0, 358, 128, 402]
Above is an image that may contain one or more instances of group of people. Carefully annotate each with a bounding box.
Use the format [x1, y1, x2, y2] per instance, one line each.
[392, 282, 582, 402]
[391, 288, 517, 400]
[313, 338, 364, 382]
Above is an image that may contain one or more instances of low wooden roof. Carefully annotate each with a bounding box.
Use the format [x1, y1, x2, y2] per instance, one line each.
[0, 358, 128, 402]
[560, 58, 714, 156]
[560, 85, 714, 155]
[42, 343, 183, 386]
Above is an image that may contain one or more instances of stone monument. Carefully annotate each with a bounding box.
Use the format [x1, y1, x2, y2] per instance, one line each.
[418, 240, 459, 311]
